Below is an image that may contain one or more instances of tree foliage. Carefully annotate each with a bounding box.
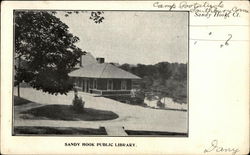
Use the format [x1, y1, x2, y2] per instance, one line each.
[120, 62, 188, 103]
[61, 11, 104, 24]
[14, 11, 85, 95]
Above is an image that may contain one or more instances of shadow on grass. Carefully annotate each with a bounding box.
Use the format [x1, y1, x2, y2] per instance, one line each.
[125, 130, 188, 137]
[14, 96, 32, 106]
[21, 104, 119, 121]
[14, 126, 107, 135]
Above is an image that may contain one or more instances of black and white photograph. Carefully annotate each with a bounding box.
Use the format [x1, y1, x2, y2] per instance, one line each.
[13, 10, 188, 136]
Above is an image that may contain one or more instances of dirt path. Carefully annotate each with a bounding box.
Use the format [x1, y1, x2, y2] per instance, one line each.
[14, 87, 188, 133]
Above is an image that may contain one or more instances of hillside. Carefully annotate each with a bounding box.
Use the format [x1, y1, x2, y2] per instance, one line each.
[119, 62, 187, 104]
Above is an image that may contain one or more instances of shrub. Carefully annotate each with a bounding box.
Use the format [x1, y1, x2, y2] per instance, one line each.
[156, 100, 165, 108]
[130, 97, 144, 105]
[72, 96, 85, 112]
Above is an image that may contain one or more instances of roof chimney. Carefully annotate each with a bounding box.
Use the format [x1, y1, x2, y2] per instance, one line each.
[96, 57, 105, 64]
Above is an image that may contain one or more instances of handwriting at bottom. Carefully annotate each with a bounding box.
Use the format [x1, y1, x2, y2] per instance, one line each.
[204, 140, 239, 155]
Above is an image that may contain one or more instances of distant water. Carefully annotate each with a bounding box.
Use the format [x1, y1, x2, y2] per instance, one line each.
[144, 97, 187, 111]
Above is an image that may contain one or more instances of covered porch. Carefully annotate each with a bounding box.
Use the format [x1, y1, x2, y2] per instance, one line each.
[72, 77, 133, 96]
[91, 89, 131, 96]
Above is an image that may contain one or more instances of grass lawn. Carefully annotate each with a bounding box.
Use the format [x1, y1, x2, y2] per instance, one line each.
[14, 95, 32, 106]
[14, 126, 107, 135]
[21, 104, 119, 121]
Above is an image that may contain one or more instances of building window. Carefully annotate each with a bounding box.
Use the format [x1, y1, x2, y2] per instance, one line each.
[121, 80, 127, 90]
[76, 78, 80, 86]
[82, 79, 85, 91]
[93, 79, 97, 89]
[79, 79, 82, 87]
[107, 79, 113, 90]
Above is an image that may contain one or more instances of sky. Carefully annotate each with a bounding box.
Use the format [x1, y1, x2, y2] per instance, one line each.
[56, 11, 188, 65]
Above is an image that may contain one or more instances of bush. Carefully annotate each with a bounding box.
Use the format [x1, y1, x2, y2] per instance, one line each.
[130, 97, 144, 105]
[130, 89, 145, 105]
[156, 100, 165, 108]
[72, 96, 85, 112]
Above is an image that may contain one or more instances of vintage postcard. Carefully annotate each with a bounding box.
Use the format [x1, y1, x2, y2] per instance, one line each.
[12, 10, 188, 137]
[1, 0, 249, 154]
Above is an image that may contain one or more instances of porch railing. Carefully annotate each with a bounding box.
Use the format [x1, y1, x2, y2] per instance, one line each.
[90, 89, 131, 96]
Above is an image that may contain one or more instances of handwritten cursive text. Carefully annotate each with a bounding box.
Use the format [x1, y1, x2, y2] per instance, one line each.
[153, 1, 249, 19]
[204, 140, 239, 155]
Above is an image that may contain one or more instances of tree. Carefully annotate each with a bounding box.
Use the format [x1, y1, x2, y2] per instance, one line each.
[62, 11, 104, 24]
[119, 61, 187, 103]
[14, 11, 85, 96]
[155, 62, 172, 80]
[172, 63, 187, 81]
[119, 63, 131, 72]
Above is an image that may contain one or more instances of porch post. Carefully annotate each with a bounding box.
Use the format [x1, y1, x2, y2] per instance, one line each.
[84, 79, 87, 92]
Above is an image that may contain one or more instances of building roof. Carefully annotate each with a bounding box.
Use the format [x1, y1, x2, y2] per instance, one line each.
[81, 52, 97, 66]
[75, 52, 97, 68]
[69, 63, 141, 79]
